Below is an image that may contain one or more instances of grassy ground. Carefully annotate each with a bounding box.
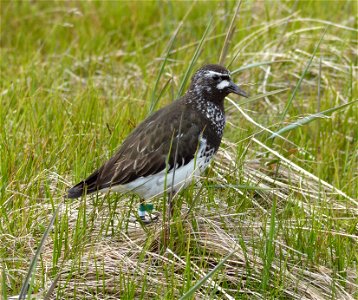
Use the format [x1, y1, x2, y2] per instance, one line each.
[1, 1, 357, 299]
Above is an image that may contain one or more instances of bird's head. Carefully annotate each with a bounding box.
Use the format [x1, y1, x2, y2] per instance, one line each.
[189, 64, 248, 101]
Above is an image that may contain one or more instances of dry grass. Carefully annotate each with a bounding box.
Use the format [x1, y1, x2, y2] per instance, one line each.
[12, 139, 355, 299]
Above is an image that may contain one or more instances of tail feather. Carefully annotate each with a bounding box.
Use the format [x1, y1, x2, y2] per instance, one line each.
[67, 170, 101, 198]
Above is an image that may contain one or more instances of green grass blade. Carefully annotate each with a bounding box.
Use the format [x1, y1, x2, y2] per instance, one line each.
[149, 4, 194, 113]
[280, 26, 328, 121]
[176, 17, 213, 98]
[2, 265, 7, 300]
[43, 273, 61, 300]
[18, 204, 61, 300]
[269, 99, 358, 139]
[236, 88, 289, 106]
[219, 1, 242, 65]
[231, 60, 292, 74]
[178, 250, 235, 300]
[209, 184, 277, 190]
[261, 198, 277, 292]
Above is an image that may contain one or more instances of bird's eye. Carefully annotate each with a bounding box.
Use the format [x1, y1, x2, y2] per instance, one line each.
[212, 75, 220, 81]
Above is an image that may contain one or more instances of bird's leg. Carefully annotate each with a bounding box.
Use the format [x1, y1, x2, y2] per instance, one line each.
[138, 199, 157, 224]
[163, 191, 173, 249]
[163, 189, 177, 249]
[167, 190, 175, 221]
[138, 199, 146, 221]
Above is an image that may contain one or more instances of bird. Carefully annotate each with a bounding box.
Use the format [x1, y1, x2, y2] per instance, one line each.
[67, 64, 248, 222]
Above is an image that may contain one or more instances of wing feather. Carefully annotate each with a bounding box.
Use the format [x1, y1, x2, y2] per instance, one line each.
[95, 101, 205, 190]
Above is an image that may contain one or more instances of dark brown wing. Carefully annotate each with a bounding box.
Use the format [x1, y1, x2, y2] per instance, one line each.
[67, 100, 205, 198]
[99, 101, 204, 187]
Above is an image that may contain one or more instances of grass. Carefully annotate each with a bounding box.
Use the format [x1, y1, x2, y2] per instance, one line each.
[1, 0, 357, 299]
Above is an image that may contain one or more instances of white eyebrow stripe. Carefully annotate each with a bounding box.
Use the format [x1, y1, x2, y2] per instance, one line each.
[206, 70, 230, 78]
[217, 80, 230, 89]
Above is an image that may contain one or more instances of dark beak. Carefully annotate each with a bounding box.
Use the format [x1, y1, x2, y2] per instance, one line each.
[228, 81, 248, 98]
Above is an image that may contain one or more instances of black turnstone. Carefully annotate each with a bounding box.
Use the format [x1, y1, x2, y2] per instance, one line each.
[67, 64, 248, 221]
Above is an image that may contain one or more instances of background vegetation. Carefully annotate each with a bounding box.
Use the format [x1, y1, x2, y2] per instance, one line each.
[1, 1, 357, 299]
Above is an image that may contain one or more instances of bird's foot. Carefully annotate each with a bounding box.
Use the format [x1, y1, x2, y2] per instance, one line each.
[138, 203, 159, 225]
[139, 211, 160, 224]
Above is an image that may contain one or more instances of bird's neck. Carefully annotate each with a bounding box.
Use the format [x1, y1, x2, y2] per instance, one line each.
[183, 90, 226, 138]
[186, 89, 225, 112]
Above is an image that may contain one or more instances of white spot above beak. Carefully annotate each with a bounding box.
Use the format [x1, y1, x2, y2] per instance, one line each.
[216, 80, 230, 90]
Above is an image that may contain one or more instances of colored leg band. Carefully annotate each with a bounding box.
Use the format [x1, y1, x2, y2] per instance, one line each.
[138, 203, 154, 217]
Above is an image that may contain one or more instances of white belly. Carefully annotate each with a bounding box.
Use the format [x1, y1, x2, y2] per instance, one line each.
[103, 138, 214, 199]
